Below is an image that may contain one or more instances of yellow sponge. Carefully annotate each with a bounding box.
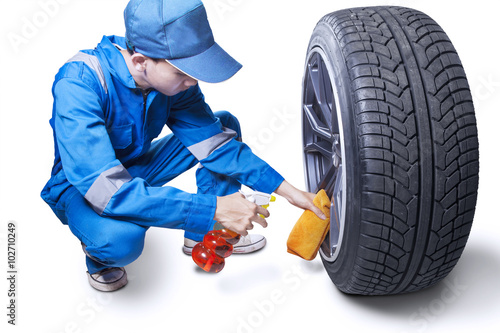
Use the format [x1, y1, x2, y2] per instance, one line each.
[286, 190, 331, 260]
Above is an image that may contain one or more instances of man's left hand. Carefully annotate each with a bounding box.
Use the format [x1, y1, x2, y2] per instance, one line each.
[275, 180, 327, 220]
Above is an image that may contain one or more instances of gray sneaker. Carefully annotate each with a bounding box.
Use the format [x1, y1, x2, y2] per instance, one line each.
[183, 234, 266, 255]
[87, 267, 127, 292]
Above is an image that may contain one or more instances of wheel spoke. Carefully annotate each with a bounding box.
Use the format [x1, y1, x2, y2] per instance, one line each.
[304, 141, 332, 159]
[330, 111, 340, 136]
[307, 53, 320, 94]
[329, 165, 343, 247]
[318, 58, 333, 128]
[315, 163, 337, 196]
[308, 56, 332, 129]
[303, 104, 332, 142]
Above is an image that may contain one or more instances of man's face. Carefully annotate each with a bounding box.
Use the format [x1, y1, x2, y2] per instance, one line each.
[145, 59, 198, 96]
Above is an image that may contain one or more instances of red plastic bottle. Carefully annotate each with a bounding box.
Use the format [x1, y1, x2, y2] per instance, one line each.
[191, 243, 225, 273]
[191, 222, 239, 273]
[203, 231, 233, 258]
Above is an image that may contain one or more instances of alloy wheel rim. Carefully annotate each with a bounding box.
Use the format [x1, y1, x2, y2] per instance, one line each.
[302, 47, 346, 262]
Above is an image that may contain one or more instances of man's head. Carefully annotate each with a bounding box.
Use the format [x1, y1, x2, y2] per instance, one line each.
[124, 48, 199, 96]
[124, 0, 242, 84]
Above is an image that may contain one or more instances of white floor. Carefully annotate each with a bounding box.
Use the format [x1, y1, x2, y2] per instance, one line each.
[2, 1, 499, 332]
[15, 203, 500, 333]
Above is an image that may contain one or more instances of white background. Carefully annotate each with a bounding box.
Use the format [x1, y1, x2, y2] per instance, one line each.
[1, 0, 499, 332]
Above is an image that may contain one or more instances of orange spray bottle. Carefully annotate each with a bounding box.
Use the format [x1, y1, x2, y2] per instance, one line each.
[191, 189, 275, 273]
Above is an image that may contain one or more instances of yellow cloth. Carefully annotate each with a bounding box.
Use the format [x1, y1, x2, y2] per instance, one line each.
[286, 190, 331, 260]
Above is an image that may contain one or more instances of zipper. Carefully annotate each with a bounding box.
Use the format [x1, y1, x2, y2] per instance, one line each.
[141, 88, 151, 124]
[140, 88, 156, 149]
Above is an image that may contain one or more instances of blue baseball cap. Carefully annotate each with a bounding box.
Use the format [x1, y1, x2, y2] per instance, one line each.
[124, 0, 242, 83]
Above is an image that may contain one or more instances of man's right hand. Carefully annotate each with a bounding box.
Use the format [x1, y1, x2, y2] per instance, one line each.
[214, 192, 270, 236]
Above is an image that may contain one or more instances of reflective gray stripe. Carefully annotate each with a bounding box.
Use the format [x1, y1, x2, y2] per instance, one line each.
[67, 52, 108, 93]
[84, 164, 132, 215]
[187, 127, 237, 160]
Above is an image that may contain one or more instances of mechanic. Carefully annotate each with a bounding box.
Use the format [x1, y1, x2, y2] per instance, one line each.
[41, 0, 325, 292]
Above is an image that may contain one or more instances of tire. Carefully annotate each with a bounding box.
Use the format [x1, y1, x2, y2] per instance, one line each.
[301, 6, 479, 295]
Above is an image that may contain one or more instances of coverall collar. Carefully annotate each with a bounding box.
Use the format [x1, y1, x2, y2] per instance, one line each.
[96, 35, 138, 89]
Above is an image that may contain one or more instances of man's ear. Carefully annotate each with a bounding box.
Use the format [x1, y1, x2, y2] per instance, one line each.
[130, 53, 148, 72]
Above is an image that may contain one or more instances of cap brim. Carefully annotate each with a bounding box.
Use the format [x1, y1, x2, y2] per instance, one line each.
[167, 42, 242, 83]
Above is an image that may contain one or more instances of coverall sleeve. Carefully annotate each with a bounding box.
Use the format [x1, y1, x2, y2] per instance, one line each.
[53, 78, 216, 234]
[167, 84, 284, 194]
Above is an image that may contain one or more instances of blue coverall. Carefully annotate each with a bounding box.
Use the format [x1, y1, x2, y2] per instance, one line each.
[41, 35, 284, 274]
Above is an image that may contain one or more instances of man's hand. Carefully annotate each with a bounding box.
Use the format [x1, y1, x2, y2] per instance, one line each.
[214, 192, 270, 236]
[275, 180, 327, 220]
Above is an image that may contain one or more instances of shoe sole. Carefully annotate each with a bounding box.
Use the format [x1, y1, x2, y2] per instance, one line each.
[183, 237, 266, 255]
[87, 270, 128, 292]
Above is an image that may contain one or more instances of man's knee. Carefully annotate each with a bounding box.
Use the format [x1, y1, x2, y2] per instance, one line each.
[85, 225, 146, 267]
[215, 110, 242, 139]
